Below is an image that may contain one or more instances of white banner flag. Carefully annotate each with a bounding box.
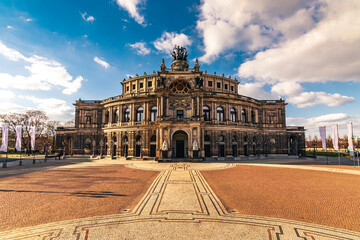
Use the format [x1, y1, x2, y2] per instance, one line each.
[319, 126, 327, 150]
[332, 124, 339, 151]
[15, 125, 22, 152]
[0, 124, 9, 152]
[30, 126, 35, 151]
[348, 122, 354, 151]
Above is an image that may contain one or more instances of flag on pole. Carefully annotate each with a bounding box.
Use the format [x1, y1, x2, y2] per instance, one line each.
[319, 126, 327, 150]
[348, 122, 354, 151]
[30, 126, 36, 151]
[15, 125, 22, 152]
[332, 124, 339, 151]
[0, 124, 9, 152]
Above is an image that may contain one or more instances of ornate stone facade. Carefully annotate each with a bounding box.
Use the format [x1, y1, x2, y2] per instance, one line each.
[56, 47, 305, 160]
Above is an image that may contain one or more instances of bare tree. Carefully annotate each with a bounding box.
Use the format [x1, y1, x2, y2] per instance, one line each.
[0, 110, 48, 152]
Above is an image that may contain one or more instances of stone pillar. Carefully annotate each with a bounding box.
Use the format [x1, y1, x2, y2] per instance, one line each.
[166, 97, 169, 116]
[143, 130, 149, 156]
[128, 131, 135, 157]
[157, 97, 160, 117]
[191, 98, 195, 116]
[160, 96, 164, 116]
[197, 96, 200, 117]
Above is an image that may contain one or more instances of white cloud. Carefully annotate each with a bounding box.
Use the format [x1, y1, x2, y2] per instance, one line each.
[0, 41, 84, 94]
[238, 0, 360, 84]
[271, 82, 303, 96]
[81, 12, 95, 22]
[287, 113, 360, 137]
[20, 16, 33, 22]
[238, 83, 279, 100]
[0, 41, 26, 61]
[0, 102, 29, 114]
[153, 32, 192, 53]
[0, 90, 15, 99]
[128, 42, 151, 55]
[24, 96, 74, 121]
[287, 91, 355, 108]
[196, 0, 316, 63]
[94, 56, 110, 69]
[116, 0, 145, 25]
[6, 25, 14, 29]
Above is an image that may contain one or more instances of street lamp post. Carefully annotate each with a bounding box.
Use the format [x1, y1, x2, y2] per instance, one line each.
[313, 140, 316, 158]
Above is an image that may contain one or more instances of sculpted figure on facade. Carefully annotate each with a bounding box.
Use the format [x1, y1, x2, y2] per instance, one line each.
[162, 140, 168, 151]
[192, 140, 199, 151]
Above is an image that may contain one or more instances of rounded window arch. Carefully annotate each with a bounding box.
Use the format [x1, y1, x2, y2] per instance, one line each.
[123, 136, 128, 142]
[203, 105, 210, 121]
[241, 109, 247, 123]
[217, 107, 224, 122]
[105, 111, 109, 123]
[124, 108, 130, 122]
[251, 110, 256, 123]
[136, 135, 142, 142]
[150, 106, 157, 121]
[230, 108, 236, 122]
[169, 80, 191, 94]
[113, 109, 119, 123]
[136, 107, 144, 122]
[150, 135, 156, 142]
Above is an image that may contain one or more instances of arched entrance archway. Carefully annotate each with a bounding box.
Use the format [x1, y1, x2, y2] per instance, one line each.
[172, 130, 188, 158]
[289, 136, 298, 155]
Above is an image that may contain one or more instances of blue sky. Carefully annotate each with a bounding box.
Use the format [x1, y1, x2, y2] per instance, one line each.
[0, 0, 359, 138]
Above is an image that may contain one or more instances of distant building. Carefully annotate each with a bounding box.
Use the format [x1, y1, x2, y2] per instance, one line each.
[56, 46, 305, 160]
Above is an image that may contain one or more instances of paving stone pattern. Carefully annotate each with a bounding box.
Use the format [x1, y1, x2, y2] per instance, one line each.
[0, 162, 359, 239]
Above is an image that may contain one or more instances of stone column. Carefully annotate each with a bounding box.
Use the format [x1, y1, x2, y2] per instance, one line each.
[143, 130, 149, 156]
[129, 131, 135, 157]
[157, 97, 160, 117]
[160, 96, 164, 116]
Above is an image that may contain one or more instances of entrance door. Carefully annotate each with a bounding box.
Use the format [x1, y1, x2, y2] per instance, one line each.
[204, 144, 211, 157]
[136, 145, 141, 157]
[176, 140, 185, 158]
[172, 130, 188, 159]
[150, 144, 156, 157]
[218, 144, 225, 157]
[232, 145, 237, 157]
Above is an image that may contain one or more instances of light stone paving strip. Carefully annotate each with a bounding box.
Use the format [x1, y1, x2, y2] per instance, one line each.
[1, 161, 360, 239]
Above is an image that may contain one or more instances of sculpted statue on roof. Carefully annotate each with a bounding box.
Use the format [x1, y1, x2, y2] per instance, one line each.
[171, 45, 188, 62]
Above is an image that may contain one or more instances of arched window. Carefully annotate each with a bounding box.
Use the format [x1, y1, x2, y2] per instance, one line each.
[124, 108, 130, 122]
[136, 135, 142, 142]
[150, 106, 157, 121]
[105, 111, 109, 123]
[230, 108, 236, 122]
[113, 109, 119, 123]
[203, 106, 210, 121]
[204, 135, 211, 142]
[123, 136, 128, 142]
[251, 110, 256, 123]
[241, 109, 247, 123]
[136, 107, 144, 122]
[217, 107, 224, 122]
[150, 135, 156, 142]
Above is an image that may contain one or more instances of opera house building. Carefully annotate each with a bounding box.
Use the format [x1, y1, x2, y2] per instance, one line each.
[56, 46, 305, 161]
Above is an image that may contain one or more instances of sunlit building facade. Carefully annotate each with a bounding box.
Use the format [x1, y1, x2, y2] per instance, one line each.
[56, 47, 305, 160]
